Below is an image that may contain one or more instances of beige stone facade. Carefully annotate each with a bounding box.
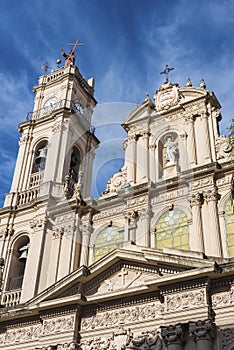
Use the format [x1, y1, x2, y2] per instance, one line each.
[0, 64, 234, 349]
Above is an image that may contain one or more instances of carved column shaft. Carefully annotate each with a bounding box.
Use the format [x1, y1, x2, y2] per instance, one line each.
[200, 112, 212, 162]
[80, 224, 92, 266]
[190, 193, 204, 252]
[142, 132, 149, 180]
[126, 135, 136, 184]
[204, 189, 222, 257]
[136, 134, 147, 182]
[178, 134, 188, 171]
[186, 116, 197, 165]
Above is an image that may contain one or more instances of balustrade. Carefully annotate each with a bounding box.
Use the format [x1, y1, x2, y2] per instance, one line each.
[17, 188, 39, 206]
[29, 171, 44, 188]
[2, 290, 21, 307]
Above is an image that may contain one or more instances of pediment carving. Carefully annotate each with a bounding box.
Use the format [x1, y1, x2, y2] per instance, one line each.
[85, 263, 174, 297]
[154, 83, 179, 112]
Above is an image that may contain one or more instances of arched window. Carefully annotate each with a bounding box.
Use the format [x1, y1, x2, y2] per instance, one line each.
[155, 209, 189, 250]
[69, 147, 81, 183]
[7, 235, 30, 291]
[224, 195, 234, 257]
[93, 225, 124, 262]
[32, 140, 48, 173]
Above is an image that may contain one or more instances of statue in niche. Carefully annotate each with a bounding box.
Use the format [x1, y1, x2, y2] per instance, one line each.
[164, 135, 177, 165]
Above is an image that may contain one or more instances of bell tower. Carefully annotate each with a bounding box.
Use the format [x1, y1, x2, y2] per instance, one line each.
[0, 47, 99, 306]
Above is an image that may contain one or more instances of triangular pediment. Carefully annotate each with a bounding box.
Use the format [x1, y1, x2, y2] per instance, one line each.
[24, 247, 216, 310]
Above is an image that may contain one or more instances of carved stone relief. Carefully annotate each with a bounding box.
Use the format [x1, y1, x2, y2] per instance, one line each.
[155, 83, 179, 112]
[216, 135, 233, 160]
[102, 167, 128, 195]
[81, 300, 163, 331]
[211, 286, 234, 307]
[80, 327, 165, 350]
[0, 315, 75, 345]
[219, 328, 234, 350]
[165, 289, 206, 312]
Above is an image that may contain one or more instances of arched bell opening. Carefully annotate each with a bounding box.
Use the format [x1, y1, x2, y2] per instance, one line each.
[68, 146, 81, 183]
[6, 235, 30, 291]
[32, 140, 48, 174]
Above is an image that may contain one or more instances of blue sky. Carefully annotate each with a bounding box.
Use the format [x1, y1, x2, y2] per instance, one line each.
[1, 0, 234, 205]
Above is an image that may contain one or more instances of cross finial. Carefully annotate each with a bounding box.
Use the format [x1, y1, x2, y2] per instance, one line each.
[160, 64, 174, 83]
[61, 38, 85, 67]
[67, 38, 85, 52]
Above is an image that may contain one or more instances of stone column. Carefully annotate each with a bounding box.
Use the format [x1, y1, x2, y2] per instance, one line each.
[204, 188, 222, 257]
[124, 210, 138, 243]
[178, 133, 188, 171]
[136, 134, 147, 182]
[142, 132, 149, 180]
[161, 324, 184, 350]
[190, 193, 204, 252]
[79, 222, 93, 266]
[138, 206, 152, 247]
[185, 115, 197, 165]
[189, 319, 216, 350]
[126, 134, 136, 184]
[200, 112, 212, 162]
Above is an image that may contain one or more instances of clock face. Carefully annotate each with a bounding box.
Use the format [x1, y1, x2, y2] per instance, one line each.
[43, 96, 58, 109]
[74, 102, 84, 115]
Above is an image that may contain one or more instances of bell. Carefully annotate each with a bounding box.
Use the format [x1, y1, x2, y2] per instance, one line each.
[18, 245, 28, 263]
[35, 147, 47, 164]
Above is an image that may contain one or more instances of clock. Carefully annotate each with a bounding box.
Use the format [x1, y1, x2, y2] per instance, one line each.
[43, 96, 58, 110]
[74, 102, 84, 115]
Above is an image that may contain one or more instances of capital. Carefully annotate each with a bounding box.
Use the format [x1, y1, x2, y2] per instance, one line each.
[204, 188, 218, 202]
[190, 192, 202, 207]
[161, 324, 184, 345]
[189, 319, 216, 342]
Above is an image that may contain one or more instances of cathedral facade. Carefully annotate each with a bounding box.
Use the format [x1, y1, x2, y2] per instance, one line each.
[0, 61, 234, 350]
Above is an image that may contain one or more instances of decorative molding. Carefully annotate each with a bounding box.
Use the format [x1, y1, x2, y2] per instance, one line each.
[81, 301, 163, 331]
[43, 315, 75, 335]
[151, 189, 186, 204]
[0, 323, 42, 344]
[219, 328, 234, 350]
[94, 206, 126, 220]
[127, 195, 148, 208]
[190, 176, 214, 190]
[211, 286, 234, 307]
[165, 289, 206, 312]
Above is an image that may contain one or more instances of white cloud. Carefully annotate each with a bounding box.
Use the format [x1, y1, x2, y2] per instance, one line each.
[0, 72, 33, 129]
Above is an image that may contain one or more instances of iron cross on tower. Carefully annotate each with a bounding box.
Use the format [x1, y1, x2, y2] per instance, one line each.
[62, 38, 85, 67]
[160, 65, 174, 83]
[68, 38, 85, 52]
